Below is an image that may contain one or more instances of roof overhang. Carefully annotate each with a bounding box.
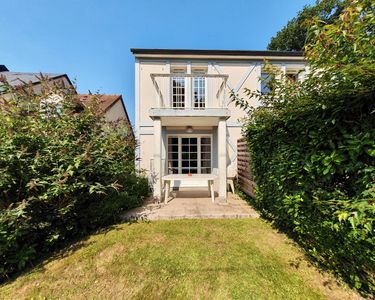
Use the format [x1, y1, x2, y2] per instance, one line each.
[131, 48, 305, 61]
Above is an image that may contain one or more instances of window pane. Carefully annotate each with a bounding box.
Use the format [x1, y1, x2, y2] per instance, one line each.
[201, 145, 211, 152]
[168, 145, 178, 152]
[193, 77, 205, 109]
[201, 167, 211, 174]
[201, 153, 210, 159]
[170, 153, 178, 160]
[201, 137, 210, 145]
[286, 73, 298, 82]
[201, 160, 211, 167]
[190, 153, 197, 159]
[190, 145, 197, 152]
[260, 72, 276, 94]
[172, 77, 185, 109]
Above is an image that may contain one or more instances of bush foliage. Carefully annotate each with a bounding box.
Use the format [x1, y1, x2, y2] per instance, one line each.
[0, 81, 148, 280]
[233, 0, 374, 295]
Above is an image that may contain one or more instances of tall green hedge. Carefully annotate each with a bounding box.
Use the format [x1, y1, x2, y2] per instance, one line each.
[0, 82, 149, 280]
[233, 0, 374, 295]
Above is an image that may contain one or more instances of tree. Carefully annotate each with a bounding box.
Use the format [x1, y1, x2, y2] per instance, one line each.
[267, 0, 346, 51]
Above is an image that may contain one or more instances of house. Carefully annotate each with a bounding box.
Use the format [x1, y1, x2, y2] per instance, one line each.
[132, 48, 306, 202]
[0, 66, 133, 136]
[0, 65, 73, 94]
[77, 94, 134, 138]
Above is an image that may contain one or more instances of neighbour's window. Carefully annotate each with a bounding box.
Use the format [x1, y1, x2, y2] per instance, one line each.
[286, 72, 298, 83]
[40, 94, 63, 117]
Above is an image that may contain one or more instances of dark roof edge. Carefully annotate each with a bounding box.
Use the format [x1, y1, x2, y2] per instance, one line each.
[130, 48, 304, 57]
[0, 65, 9, 72]
[53, 74, 75, 89]
[29, 74, 76, 93]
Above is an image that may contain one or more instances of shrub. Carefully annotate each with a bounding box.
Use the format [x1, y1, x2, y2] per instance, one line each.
[0, 80, 149, 280]
[232, 0, 374, 295]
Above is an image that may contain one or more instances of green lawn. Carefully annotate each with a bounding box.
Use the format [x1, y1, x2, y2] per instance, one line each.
[0, 219, 359, 300]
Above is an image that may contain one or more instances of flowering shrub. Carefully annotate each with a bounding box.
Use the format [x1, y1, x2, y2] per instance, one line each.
[0, 80, 148, 280]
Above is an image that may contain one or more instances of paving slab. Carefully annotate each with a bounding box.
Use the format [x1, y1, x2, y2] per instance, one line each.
[123, 188, 259, 221]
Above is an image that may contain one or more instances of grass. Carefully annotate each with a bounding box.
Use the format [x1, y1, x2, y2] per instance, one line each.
[0, 219, 360, 300]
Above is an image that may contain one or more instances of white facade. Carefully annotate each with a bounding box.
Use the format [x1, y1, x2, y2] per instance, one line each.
[132, 49, 306, 202]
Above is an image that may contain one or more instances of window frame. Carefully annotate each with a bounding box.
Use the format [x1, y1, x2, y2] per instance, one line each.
[166, 134, 213, 175]
[191, 68, 208, 109]
[170, 76, 186, 109]
[170, 66, 187, 109]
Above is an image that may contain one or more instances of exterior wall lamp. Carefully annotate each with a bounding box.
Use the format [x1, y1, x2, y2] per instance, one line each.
[186, 126, 193, 133]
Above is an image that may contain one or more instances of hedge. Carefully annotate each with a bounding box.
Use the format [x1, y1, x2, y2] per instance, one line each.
[233, 0, 374, 295]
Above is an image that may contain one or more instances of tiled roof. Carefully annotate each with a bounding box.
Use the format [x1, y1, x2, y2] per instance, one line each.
[76, 94, 122, 113]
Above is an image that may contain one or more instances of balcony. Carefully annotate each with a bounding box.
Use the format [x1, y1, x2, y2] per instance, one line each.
[149, 73, 230, 124]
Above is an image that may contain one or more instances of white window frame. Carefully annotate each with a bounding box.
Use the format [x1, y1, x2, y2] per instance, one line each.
[192, 76, 208, 109]
[170, 76, 186, 109]
[170, 66, 187, 109]
[40, 94, 63, 117]
[191, 68, 208, 109]
[166, 134, 213, 174]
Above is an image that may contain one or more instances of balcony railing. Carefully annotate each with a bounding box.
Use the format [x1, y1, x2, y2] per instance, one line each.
[150, 73, 229, 109]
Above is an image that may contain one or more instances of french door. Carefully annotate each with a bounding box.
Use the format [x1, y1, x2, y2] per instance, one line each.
[171, 77, 186, 109]
[193, 76, 206, 109]
[167, 135, 212, 174]
[171, 75, 207, 109]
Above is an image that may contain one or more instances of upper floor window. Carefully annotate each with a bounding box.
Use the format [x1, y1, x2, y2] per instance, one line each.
[172, 77, 185, 109]
[171, 66, 187, 109]
[192, 67, 207, 109]
[260, 73, 275, 94]
[286, 72, 298, 83]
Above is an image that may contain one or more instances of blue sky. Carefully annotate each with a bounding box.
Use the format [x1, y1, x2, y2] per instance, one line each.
[0, 0, 314, 123]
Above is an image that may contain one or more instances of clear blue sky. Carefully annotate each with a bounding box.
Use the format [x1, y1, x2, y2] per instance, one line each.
[0, 0, 314, 123]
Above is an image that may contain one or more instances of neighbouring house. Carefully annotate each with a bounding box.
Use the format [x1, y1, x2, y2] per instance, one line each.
[0, 65, 133, 136]
[77, 94, 134, 138]
[0, 65, 74, 95]
[131, 48, 307, 202]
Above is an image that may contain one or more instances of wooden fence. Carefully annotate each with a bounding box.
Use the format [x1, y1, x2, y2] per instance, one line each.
[237, 138, 256, 198]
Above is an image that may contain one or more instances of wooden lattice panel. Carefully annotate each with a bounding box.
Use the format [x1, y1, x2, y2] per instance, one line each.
[237, 138, 256, 198]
